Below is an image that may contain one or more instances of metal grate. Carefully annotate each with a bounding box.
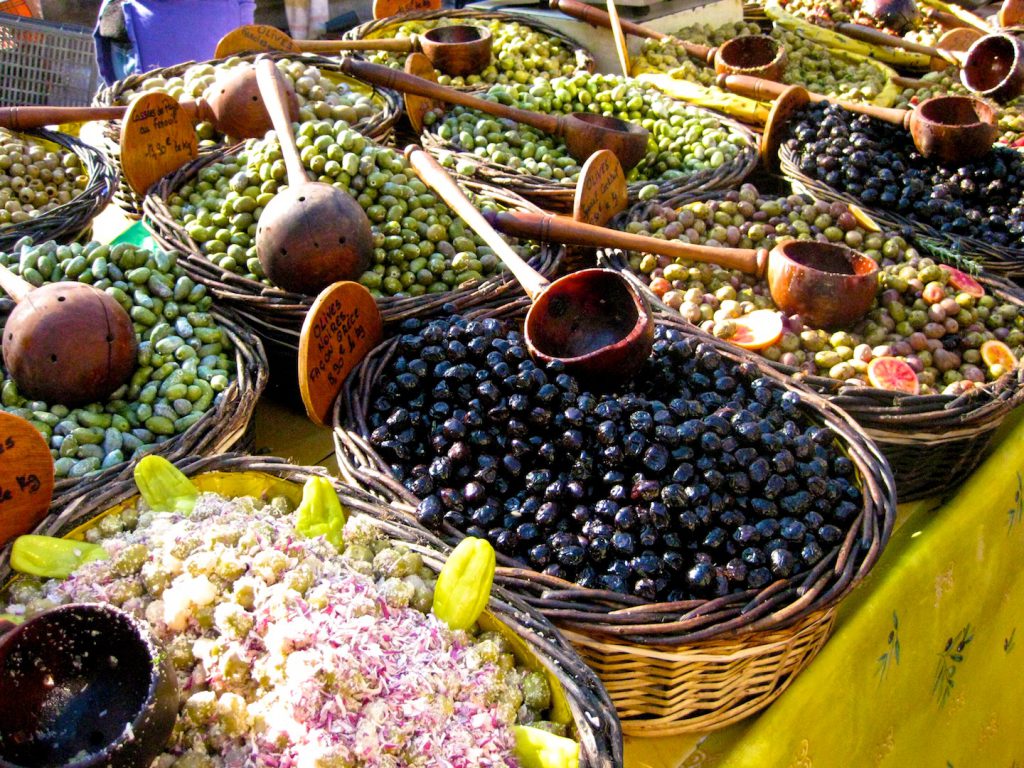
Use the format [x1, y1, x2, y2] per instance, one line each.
[0, 12, 99, 106]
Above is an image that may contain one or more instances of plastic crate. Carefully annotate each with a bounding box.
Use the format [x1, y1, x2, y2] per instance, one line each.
[0, 12, 98, 106]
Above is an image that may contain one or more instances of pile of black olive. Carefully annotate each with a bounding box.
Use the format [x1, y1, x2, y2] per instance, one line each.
[787, 102, 1024, 249]
[363, 315, 862, 603]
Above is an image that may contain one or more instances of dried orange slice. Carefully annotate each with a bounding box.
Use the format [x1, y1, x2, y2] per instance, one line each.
[938, 264, 984, 299]
[980, 339, 1017, 370]
[867, 357, 920, 395]
[729, 310, 784, 351]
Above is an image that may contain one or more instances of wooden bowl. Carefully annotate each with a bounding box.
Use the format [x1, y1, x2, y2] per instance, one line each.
[909, 95, 998, 164]
[419, 25, 493, 77]
[961, 33, 1024, 103]
[713, 35, 788, 82]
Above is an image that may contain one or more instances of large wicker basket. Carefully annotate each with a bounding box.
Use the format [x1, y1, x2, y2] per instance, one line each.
[143, 144, 562, 359]
[343, 8, 595, 91]
[2, 453, 623, 768]
[0, 128, 116, 251]
[93, 51, 403, 218]
[330, 298, 897, 734]
[420, 95, 760, 213]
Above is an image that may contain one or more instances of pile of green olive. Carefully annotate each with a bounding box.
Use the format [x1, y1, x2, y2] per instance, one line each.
[115, 57, 385, 144]
[634, 22, 889, 104]
[623, 184, 1024, 394]
[167, 121, 539, 298]
[0, 239, 237, 479]
[0, 131, 88, 227]
[426, 73, 750, 192]
[360, 16, 587, 88]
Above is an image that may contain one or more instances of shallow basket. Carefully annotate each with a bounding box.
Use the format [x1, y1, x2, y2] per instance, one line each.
[606, 192, 1024, 502]
[0, 128, 116, 251]
[1, 453, 622, 768]
[331, 298, 897, 734]
[778, 136, 1024, 279]
[0, 296, 268, 503]
[343, 8, 595, 91]
[420, 99, 759, 213]
[93, 51, 403, 218]
[143, 144, 562, 359]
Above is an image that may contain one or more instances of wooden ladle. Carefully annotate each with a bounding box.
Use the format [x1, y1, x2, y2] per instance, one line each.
[0, 603, 178, 768]
[215, 23, 494, 78]
[486, 210, 880, 330]
[718, 73, 999, 166]
[341, 58, 651, 171]
[405, 145, 654, 386]
[253, 58, 374, 296]
[550, 0, 788, 81]
[0, 264, 136, 407]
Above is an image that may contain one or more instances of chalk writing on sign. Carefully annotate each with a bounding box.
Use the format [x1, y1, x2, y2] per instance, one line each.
[574, 149, 627, 227]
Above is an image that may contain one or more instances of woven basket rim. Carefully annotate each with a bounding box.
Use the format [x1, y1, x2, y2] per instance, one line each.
[331, 296, 897, 646]
[602, 191, 1024, 437]
[4, 452, 622, 768]
[0, 127, 117, 250]
[142, 142, 563, 350]
[93, 51, 403, 217]
[418, 90, 760, 211]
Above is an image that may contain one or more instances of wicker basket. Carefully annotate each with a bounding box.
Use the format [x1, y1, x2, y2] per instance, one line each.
[604, 190, 1024, 502]
[331, 298, 897, 734]
[0, 128, 116, 251]
[2, 453, 622, 768]
[778, 144, 1024, 279]
[143, 144, 562, 359]
[343, 9, 595, 91]
[420, 95, 759, 213]
[93, 51, 403, 218]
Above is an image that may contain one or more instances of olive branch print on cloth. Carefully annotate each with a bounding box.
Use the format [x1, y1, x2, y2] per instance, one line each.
[1008, 473, 1023, 533]
[876, 610, 900, 682]
[933, 624, 974, 708]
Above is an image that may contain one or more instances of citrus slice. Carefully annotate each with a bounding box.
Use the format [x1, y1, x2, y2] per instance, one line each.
[938, 264, 984, 299]
[867, 357, 920, 395]
[980, 339, 1017, 370]
[729, 310, 784, 351]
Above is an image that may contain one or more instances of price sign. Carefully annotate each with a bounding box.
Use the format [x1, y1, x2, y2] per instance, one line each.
[373, 0, 441, 20]
[214, 25, 300, 58]
[120, 93, 198, 196]
[298, 281, 383, 426]
[573, 149, 628, 227]
[404, 52, 445, 133]
[0, 411, 55, 546]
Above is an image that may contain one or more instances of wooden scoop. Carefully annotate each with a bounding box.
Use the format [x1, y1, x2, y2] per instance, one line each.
[405, 145, 654, 386]
[550, 0, 788, 80]
[718, 73, 999, 166]
[341, 58, 650, 171]
[0, 264, 137, 407]
[0, 64, 300, 194]
[253, 58, 373, 296]
[0, 603, 178, 768]
[215, 24, 493, 78]
[487, 210, 880, 330]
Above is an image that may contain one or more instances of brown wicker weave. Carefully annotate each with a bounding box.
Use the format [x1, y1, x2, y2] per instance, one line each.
[778, 143, 1024, 279]
[331, 297, 897, 734]
[2, 453, 622, 768]
[143, 144, 562, 359]
[93, 52, 403, 218]
[604, 191, 1024, 502]
[343, 9, 595, 91]
[0, 128, 116, 251]
[420, 98, 760, 213]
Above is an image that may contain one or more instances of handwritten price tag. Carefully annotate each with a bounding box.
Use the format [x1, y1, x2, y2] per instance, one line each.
[574, 149, 627, 227]
[214, 24, 300, 58]
[0, 411, 55, 546]
[299, 282, 383, 426]
[120, 92, 198, 196]
[373, 0, 440, 20]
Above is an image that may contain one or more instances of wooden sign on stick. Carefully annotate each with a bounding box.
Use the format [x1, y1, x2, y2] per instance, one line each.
[573, 149, 628, 227]
[373, 0, 441, 20]
[215, 25, 300, 58]
[0, 411, 55, 546]
[120, 92, 198, 196]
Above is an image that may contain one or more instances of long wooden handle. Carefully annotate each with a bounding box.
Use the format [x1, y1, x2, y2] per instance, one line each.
[892, 75, 929, 88]
[406, 147, 549, 299]
[0, 105, 128, 131]
[486, 210, 766, 277]
[255, 58, 309, 186]
[833, 22, 964, 65]
[0, 263, 34, 303]
[341, 58, 561, 134]
[717, 74, 911, 126]
[297, 37, 416, 54]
